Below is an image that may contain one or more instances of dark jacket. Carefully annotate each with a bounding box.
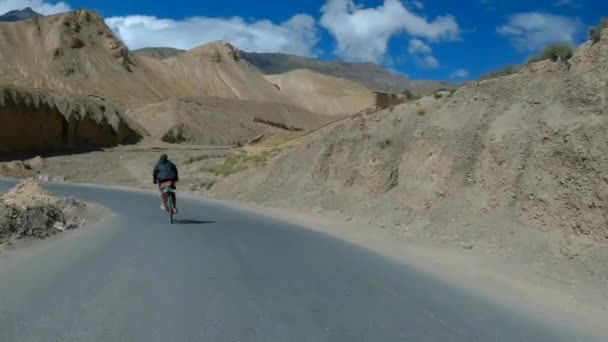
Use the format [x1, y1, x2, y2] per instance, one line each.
[153, 159, 178, 183]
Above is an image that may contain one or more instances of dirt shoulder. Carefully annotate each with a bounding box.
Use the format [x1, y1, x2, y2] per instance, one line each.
[0, 180, 109, 254]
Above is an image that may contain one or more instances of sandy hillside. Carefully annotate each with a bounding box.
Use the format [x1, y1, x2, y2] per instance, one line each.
[150, 41, 295, 104]
[208, 29, 608, 277]
[0, 86, 140, 154]
[265, 69, 375, 116]
[127, 96, 335, 145]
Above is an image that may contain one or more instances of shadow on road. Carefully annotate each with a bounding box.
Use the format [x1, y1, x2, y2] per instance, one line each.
[173, 219, 214, 225]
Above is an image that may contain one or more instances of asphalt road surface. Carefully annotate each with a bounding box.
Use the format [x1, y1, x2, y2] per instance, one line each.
[0, 180, 601, 341]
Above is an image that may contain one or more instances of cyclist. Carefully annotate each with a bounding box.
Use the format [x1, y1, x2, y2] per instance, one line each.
[153, 153, 179, 213]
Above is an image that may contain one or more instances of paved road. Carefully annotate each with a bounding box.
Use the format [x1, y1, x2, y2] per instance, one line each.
[0, 180, 600, 341]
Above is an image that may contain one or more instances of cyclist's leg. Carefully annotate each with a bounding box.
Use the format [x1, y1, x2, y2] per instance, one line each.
[159, 185, 166, 210]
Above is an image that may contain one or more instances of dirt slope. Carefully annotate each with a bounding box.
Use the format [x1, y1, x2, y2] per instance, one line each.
[265, 69, 374, 116]
[210, 29, 608, 246]
[0, 86, 140, 154]
[127, 96, 334, 146]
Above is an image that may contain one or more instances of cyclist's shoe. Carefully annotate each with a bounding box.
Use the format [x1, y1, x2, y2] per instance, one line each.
[160, 204, 166, 210]
[172, 207, 178, 214]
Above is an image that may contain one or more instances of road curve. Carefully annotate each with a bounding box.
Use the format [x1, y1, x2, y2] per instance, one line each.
[0, 180, 599, 341]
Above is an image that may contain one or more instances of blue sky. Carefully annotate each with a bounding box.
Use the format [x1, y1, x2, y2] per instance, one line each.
[2, 0, 607, 81]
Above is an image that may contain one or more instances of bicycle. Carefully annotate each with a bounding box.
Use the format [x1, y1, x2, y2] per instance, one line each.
[160, 180, 177, 224]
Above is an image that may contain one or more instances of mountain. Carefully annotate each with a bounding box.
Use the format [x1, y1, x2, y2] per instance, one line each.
[134, 48, 457, 95]
[132, 47, 185, 59]
[241, 52, 409, 93]
[0, 7, 41, 22]
[264, 69, 374, 116]
[241, 51, 457, 95]
[0, 10, 345, 149]
[0, 12, 296, 106]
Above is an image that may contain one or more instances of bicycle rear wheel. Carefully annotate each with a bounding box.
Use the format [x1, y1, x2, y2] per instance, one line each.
[167, 193, 174, 224]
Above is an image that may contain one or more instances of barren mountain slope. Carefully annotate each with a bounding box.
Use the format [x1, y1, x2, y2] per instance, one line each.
[210, 29, 608, 246]
[127, 96, 335, 145]
[0, 12, 308, 109]
[0, 86, 141, 154]
[265, 69, 374, 116]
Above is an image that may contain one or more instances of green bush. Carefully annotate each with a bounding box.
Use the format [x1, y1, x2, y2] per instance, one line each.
[416, 107, 426, 116]
[591, 28, 602, 43]
[479, 65, 521, 80]
[527, 43, 574, 64]
[200, 180, 217, 190]
[206, 150, 282, 177]
[432, 88, 455, 99]
[402, 89, 421, 101]
[479, 42, 575, 81]
[211, 154, 249, 177]
[590, 17, 608, 43]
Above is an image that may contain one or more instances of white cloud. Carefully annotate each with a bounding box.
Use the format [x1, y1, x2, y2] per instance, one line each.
[554, 0, 580, 7]
[408, 38, 439, 69]
[450, 68, 469, 79]
[106, 14, 318, 56]
[412, 1, 424, 9]
[420, 55, 439, 68]
[0, 0, 70, 15]
[320, 0, 460, 62]
[408, 38, 431, 54]
[497, 12, 582, 51]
